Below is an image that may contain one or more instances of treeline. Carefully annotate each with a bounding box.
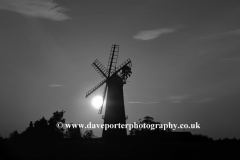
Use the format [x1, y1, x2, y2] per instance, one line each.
[1, 112, 240, 159]
[127, 116, 213, 143]
[4, 110, 94, 142]
[1, 111, 240, 144]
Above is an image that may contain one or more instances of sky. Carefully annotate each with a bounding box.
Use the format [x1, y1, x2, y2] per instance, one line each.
[0, 0, 240, 140]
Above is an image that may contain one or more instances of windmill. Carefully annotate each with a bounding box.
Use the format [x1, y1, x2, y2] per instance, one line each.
[86, 44, 132, 140]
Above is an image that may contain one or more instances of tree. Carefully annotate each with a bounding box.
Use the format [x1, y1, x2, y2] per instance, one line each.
[141, 116, 154, 124]
[20, 111, 66, 141]
[48, 110, 65, 126]
[20, 121, 35, 140]
[34, 117, 48, 129]
[129, 116, 170, 139]
[130, 127, 137, 136]
[29, 121, 33, 128]
[83, 130, 94, 139]
[9, 130, 20, 140]
[65, 123, 82, 140]
[120, 65, 132, 80]
[48, 110, 65, 139]
[165, 127, 172, 132]
[130, 116, 158, 135]
[32, 117, 49, 139]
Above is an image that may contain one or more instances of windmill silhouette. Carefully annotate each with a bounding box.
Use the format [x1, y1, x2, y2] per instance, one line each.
[86, 44, 132, 140]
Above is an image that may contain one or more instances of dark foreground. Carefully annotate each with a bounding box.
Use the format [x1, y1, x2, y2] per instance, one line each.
[1, 138, 240, 160]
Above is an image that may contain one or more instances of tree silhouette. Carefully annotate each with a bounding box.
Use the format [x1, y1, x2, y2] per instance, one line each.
[20, 110, 66, 141]
[83, 130, 94, 139]
[9, 130, 20, 140]
[165, 127, 172, 132]
[65, 123, 82, 140]
[129, 127, 137, 136]
[140, 116, 154, 124]
[32, 117, 49, 139]
[48, 110, 65, 139]
[129, 116, 171, 139]
[120, 65, 132, 80]
[29, 121, 33, 128]
[34, 117, 48, 129]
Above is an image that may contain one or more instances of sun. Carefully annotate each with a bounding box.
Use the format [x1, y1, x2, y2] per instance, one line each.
[91, 95, 103, 109]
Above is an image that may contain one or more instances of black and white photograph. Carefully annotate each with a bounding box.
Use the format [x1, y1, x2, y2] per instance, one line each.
[0, 0, 240, 159]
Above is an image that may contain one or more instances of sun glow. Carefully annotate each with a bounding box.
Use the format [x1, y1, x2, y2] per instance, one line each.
[91, 95, 103, 109]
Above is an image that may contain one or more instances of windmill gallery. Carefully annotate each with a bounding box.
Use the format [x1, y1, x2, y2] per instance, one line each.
[86, 44, 132, 140]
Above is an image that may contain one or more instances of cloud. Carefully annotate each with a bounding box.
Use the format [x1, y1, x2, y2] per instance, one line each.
[49, 84, 63, 87]
[223, 29, 240, 36]
[167, 95, 189, 103]
[200, 28, 240, 39]
[0, 0, 71, 21]
[193, 98, 215, 103]
[133, 28, 176, 40]
[128, 102, 142, 104]
[148, 102, 159, 104]
[128, 101, 159, 104]
[221, 58, 240, 62]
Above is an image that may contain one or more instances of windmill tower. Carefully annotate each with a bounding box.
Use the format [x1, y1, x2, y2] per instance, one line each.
[86, 44, 132, 140]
